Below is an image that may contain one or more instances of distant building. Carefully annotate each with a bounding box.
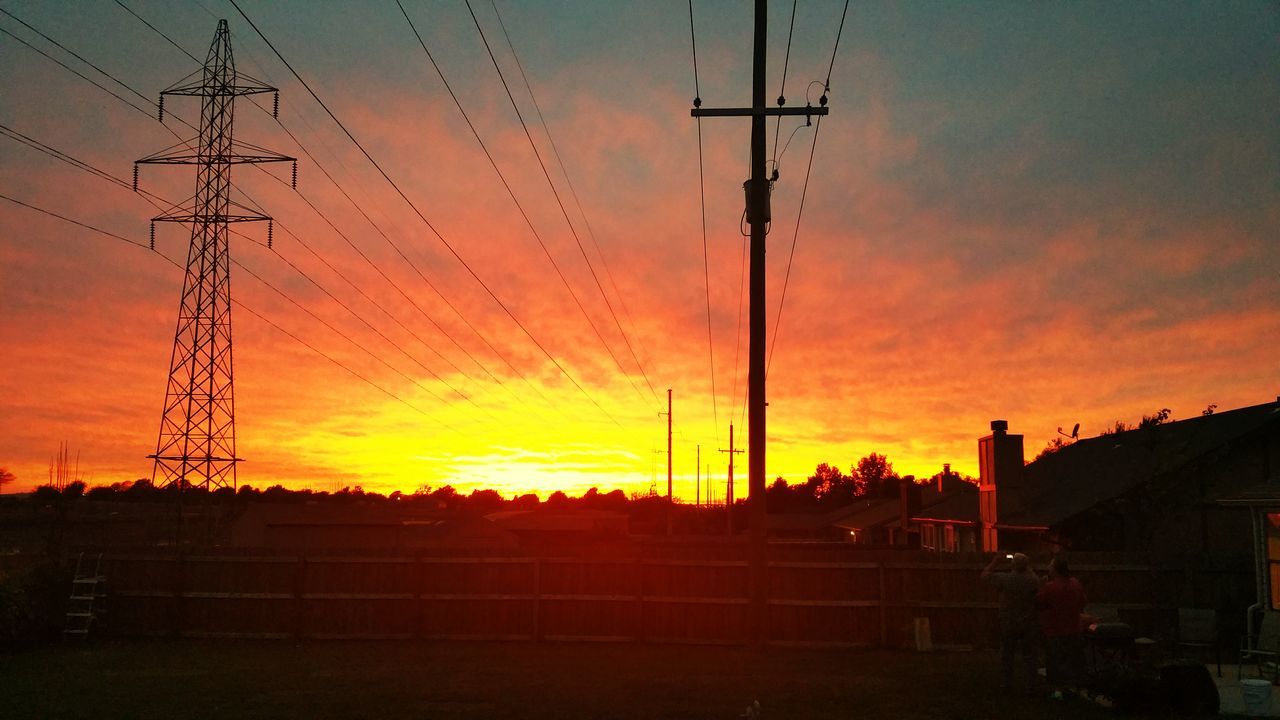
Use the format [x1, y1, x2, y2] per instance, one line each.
[980, 397, 1280, 554]
[827, 475, 980, 551]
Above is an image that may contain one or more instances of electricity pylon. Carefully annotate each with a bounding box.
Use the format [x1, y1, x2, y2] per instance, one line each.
[135, 19, 294, 490]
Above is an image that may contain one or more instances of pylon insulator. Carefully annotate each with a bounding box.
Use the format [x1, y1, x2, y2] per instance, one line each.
[291, 161, 297, 189]
[158, 95, 165, 122]
[267, 220, 273, 249]
[149, 222, 155, 250]
[133, 164, 139, 192]
[272, 92, 279, 119]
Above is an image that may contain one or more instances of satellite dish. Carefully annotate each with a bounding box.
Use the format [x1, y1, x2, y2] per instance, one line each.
[1071, 423, 1080, 439]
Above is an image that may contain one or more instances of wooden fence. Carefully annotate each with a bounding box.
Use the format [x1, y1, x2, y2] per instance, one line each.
[100, 550, 1254, 647]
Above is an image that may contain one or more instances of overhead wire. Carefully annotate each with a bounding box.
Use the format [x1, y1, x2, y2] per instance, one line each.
[688, 0, 720, 446]
[770, 0, 798, 170]
[463, 0, 660, 406]
[0, 125, 486, 425]
[228, 0, 621, 426]
[767, 0, 851, 375]
[110, 0, 551, 416]
[487, 0, 656, 398]
[0, 191, 451, 429]
[0, 16, 483, 408]
[396, 0, 651, 413]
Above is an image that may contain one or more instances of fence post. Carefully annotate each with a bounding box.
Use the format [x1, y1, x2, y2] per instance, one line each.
[533, 558, 542, 642]
[294, 556, 307, 639]
[414, 554, 424, 640]
[878, 561, 887, 648]
[635, 557, 646, 643]
[172, 552, 185, 638]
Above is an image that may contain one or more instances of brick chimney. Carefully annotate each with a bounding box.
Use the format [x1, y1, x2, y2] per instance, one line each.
[978, 420, 1024, 552]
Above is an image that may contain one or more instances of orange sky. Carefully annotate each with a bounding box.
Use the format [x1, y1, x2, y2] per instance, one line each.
[1, 2, 1277, 498]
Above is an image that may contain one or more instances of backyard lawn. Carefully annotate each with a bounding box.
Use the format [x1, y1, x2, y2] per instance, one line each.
[3, 640, 1144, 719]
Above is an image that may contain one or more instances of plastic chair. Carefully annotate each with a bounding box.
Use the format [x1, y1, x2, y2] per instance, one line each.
[1239, 610, 1280, 681]
[1176, 608, 1220, 677]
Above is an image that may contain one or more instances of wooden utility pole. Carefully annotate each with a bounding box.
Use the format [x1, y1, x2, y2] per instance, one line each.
[692, 0, 829, 645]
[696, 444, 701, 507]
[667, 389, 673, 534]
[720, 423, 743, 535]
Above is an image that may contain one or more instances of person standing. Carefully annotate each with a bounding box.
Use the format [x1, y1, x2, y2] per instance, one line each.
[1037, 556, 1088, 701]
[981, 552, 1041, 693]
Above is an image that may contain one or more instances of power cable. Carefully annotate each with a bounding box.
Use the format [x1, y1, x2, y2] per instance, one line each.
[397, 0, 650, 412]
[488, 0, 655, 394]
[767, 0, 851, 375]
[688, 0, 720, 445]
[464, 0, 660, 406]
[1, 125, 486, 422]
[107, 1, 549, 416]
[228, 0, 620, 426]
[770, 0, 797, 170]
[0, 191, 450, 429]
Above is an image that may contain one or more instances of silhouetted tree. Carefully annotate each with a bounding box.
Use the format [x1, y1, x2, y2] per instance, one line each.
[511, 492, 539, 509]
[466, 488, 504, 513]
[1034, 436, 1070, 462]
[1139, 407, 1172, 429]
[0, 467, 15, 494]
[852, 453, 897, 498]
[806, 462, 856, 506]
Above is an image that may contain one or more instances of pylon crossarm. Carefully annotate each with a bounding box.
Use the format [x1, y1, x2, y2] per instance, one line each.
[152, 212, 271, 224]
[137, 152, 294, 165]
[161, 83, 276, 98]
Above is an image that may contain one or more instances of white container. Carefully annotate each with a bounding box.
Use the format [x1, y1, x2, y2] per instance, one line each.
[1241, 678, 1273, 717]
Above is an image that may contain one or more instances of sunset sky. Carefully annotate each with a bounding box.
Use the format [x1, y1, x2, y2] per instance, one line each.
[1, 1, 1276, 498]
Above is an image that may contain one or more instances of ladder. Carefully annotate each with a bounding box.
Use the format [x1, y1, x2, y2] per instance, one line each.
[63, 552, 106, 639]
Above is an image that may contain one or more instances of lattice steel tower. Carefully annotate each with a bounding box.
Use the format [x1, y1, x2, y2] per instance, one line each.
[135, 20, 294, 490]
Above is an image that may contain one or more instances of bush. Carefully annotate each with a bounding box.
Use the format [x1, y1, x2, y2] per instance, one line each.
[0, 560, 68, 650]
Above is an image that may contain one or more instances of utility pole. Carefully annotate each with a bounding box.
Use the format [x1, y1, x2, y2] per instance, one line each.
[719, 423, 743, 535]
[696, 444, 701, 507]
[665, 388, 673, 534]
[135, 20, 294, 491]
[691, 0, 829, 645]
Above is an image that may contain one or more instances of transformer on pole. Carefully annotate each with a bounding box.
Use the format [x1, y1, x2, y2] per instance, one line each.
[135, 19, 295, 490]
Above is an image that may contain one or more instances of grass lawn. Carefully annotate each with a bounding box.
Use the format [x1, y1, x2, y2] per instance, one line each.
[3, 640, 1138, 719]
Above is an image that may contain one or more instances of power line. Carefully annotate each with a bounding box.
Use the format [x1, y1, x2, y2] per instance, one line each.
[465, 0, 660, 406]
[767, 0, 851, 375]
[2, 122, 482, 430]
[487, 0, 655, 393]
[770, 0, 798, 170]
[106, 1, 550, 416]
[0, 25, 154, 118]
[396, 0, 650, 412]
[0, 191, 449, 429]
[688, 0, 720, 445]
[228, 0, 620, 426]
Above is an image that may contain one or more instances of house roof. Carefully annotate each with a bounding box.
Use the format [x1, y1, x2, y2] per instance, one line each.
[1003, 399, 1280, 527]
[829, 478, 979, 531]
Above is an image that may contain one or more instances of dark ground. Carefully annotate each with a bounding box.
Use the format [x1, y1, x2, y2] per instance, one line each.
[0, 640, 1170, 720]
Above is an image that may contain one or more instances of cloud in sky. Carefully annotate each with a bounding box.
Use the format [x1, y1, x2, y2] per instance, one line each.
[1, 1, 1276, 497]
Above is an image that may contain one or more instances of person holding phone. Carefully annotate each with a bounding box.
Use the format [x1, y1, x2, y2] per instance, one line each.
[982, 552, 1041, 693]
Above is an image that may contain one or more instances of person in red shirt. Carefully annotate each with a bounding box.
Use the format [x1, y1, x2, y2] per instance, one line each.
[1036, 556, 1088, 700]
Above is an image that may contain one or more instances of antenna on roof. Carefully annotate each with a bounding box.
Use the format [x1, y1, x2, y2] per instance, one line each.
[1057, 424, 1080, 440]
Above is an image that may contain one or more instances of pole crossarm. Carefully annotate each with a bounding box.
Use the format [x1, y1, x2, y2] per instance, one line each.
[691, 106, 829, 118]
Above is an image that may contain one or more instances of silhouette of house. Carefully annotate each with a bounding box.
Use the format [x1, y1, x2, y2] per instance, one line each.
[980, 398, 1280, 553]
[827, 476, 980, 550]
